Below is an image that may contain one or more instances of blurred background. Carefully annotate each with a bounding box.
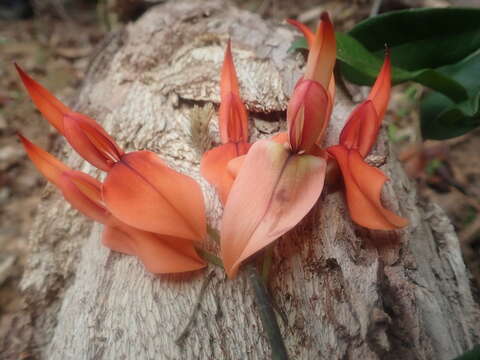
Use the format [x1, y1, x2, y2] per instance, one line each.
[1, 0, 479, 356]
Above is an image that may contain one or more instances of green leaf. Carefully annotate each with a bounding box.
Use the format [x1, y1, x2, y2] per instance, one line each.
[421, 49, 480, 139]
[339, 7, 480, 102]
[336, 32, 468, 102]
[453, 346, 480, 360]
[349, 8, 480, 71]
[288, 37, 308, 53]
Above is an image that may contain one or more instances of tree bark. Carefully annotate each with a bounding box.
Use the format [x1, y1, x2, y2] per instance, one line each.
[19, 1, 480, 359]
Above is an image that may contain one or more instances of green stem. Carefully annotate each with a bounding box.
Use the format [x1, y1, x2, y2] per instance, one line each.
[262, 245, 274, 284]
[196, 247, 223, 268]
[245, 262, 289, 360]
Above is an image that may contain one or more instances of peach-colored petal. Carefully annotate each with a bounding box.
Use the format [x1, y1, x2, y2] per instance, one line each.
[58, 170, 111, 224]
[219, 93, 249, 144]
[287, 78, 329, 153]
[339, 100, 379, 158]
[103, 150, 206, 241]
[219, 41, 249, 144]
[286, 18, 315, 47]
[367, 52, 391, 122]
[226, 155, 247, 179]
[17, 133, 70, 187]
[63, 112, 123, 171]
[328, 145, 408, 230]
[271, 131, 288, 145]
[304, 12, 336, 88]
[102, 226, 136, 255]
[200, 142, 251, 204]
[15, 64, 70, 134]
[102, 225, 206, 273]
[220, 140, 326, 277]
[325, 75, 336, 125]
[18, 134, 113, 223]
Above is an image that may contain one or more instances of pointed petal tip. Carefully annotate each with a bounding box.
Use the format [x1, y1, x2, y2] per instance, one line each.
[320, 11, 331, 23]
[304, 10, 336, 87]
[286, 18, 315, 48]
[15, 64, 70, 134]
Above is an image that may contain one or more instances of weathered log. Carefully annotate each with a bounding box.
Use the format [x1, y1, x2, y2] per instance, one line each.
[19, 1, 480, 359]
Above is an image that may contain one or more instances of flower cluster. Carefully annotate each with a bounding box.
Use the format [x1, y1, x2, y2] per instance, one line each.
[17, 12, 407, 278]
[16, 65, 206, 274]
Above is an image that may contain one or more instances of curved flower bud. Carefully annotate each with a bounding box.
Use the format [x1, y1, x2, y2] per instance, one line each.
[220, 140, 326, 278]
[103, 150, 206, 242]
[15, 64, 123, 171]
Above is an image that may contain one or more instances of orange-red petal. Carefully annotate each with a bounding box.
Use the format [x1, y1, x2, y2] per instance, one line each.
[104, 224, 206, 273]
[367, 52, 391, 122]
[304, 12, 336, 88]
[328, 145, 408, 230]
[58, 170, 111, 224]
[63, 112, 123, 171]
[287, 18, 315, 48]
[287, 78, 329, 153]
[219, 40, 248, 144]
[15, 64, 70, 134]
[325, 76, 336, 126]
[18, 135, 112, 223]
[339, 100, 379, 158]
[200, 142, 251, 204]
[226, 154, 246, 179]
[220, 140, 326, 277]
[102, 225, 136, 255]
[103, 150, 206, 241]
[18, 133, 70, 187]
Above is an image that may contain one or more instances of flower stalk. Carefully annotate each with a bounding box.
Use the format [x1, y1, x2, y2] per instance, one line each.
[246, 262, 289, 360]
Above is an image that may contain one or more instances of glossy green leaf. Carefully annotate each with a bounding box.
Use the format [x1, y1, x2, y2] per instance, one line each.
[336, 32, 468, 102]
[349, 8, 480, 71]
[421, 49, 480, 139]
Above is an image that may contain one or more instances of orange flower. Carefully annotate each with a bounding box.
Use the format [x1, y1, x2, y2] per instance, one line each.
[287, 13, 336, 147]
[16, 65, 206, 242]
[18, 134, 205, 273]
[327, 54, 409, 230]
[220, 14, 336, 278]
[200, 40, 251, 204]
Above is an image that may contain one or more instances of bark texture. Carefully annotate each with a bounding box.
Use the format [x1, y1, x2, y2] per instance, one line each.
[19, 1, 480, 359]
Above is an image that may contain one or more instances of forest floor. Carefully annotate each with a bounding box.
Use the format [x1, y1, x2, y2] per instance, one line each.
[0, 0, 479, 357]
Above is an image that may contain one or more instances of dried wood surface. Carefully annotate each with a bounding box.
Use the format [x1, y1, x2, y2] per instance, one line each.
[19, 1, 480, 359]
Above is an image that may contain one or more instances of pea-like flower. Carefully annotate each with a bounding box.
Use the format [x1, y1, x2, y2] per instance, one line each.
[219, 13, 336, 278]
